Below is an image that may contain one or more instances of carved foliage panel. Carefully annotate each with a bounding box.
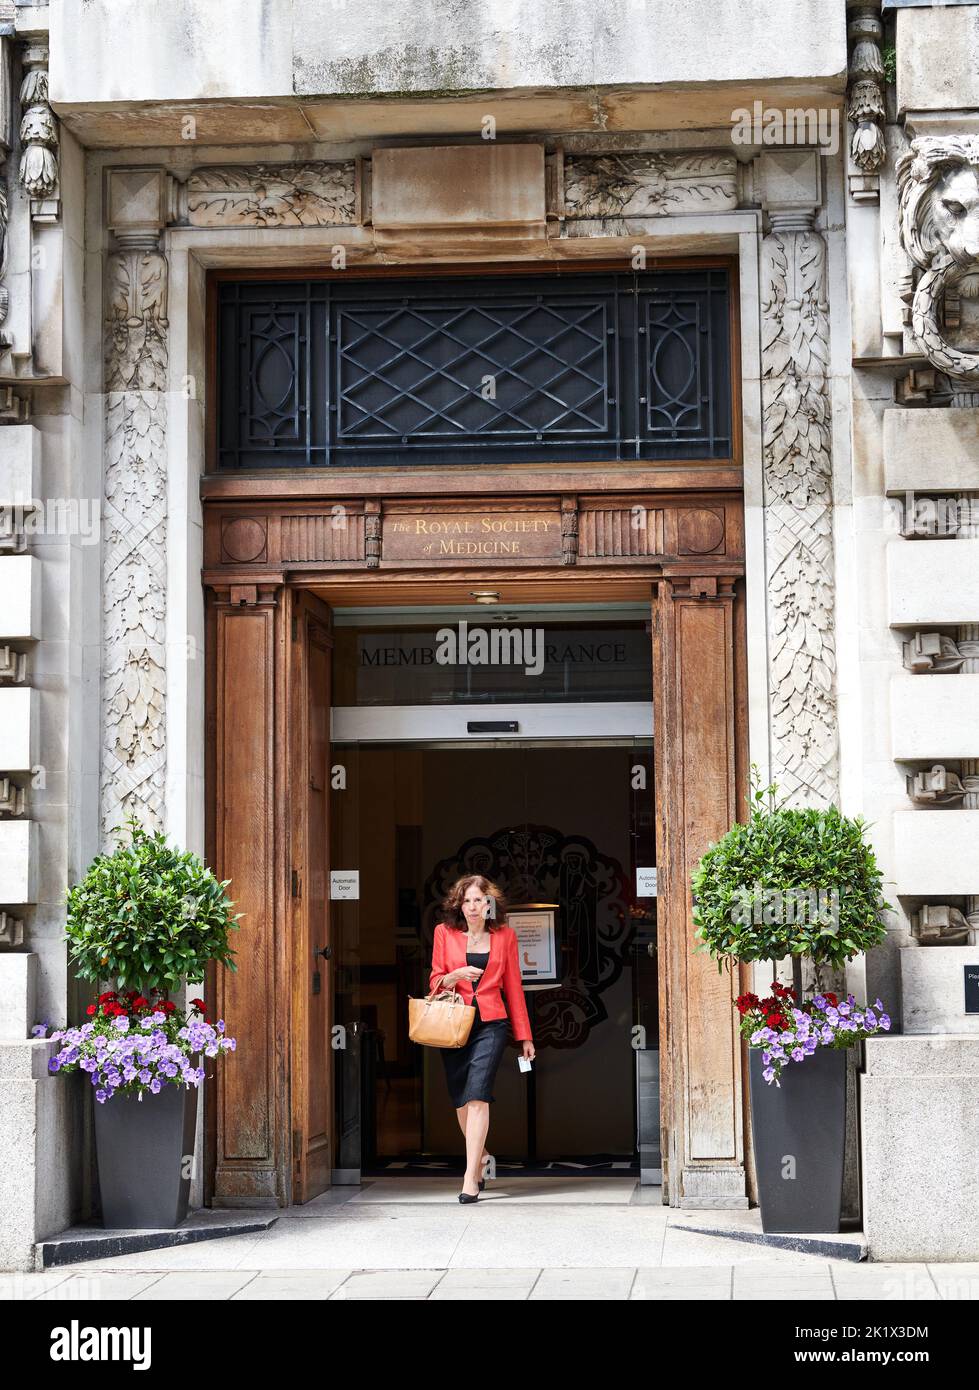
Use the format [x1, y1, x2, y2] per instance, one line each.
[101, 249, 169, 842]
[760, 224, 838, 806]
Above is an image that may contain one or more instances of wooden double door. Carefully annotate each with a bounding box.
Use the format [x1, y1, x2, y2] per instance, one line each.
[204, 574, 749, 1210]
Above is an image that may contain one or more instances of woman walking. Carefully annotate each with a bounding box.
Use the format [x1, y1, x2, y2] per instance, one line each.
[429, 875, 535, 1202]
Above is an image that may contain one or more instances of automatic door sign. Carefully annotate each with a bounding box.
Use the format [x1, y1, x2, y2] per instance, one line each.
[965, 964, 979, 1015]
[330, 870, 360, 901]
[636, 867, 658, 898]
[509, 907, 558, 985]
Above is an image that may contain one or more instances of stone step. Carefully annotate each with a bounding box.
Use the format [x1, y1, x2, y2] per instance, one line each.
[36, 1209, 277, 1269]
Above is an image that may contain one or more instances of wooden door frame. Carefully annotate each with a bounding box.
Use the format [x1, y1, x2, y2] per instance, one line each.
[204, 557, 749, 1209]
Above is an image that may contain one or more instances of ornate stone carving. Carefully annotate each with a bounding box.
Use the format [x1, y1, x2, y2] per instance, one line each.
[0, 776, 24, 816]
[906, 765, 969, 806]
[563, 152, 738, 220]
[846, 2, 885, 202]
[18, 42, 58, 206]
[761, 213, 838, 806]
[365, 502, 381, 569]
[0, 505, 26, 552]
[182, 162, 356, 227]
[101, 237, 168, 842]
[560, 497, 578, 566]
[903, 632, 966, 674]
[897, 136, 979, 395]
[0, 911, 24, 946]
[910, 904, 977, 947]
[0, 646, 27, 683]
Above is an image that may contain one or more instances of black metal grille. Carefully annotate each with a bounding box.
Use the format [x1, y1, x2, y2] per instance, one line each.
[216, 270, 732, 469]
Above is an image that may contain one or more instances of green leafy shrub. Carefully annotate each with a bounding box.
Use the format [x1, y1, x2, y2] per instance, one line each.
[65, 818, 239, 991]
[692, 778, 890, 974]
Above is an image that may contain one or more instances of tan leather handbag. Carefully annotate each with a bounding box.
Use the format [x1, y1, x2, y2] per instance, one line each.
[409, 982, 475, 1048]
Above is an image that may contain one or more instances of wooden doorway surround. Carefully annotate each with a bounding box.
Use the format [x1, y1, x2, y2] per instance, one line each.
[202, 258, 749, 1211]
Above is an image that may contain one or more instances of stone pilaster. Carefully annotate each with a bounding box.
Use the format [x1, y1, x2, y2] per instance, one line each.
[18, 40, 58, 220]
[758, 153, 839, 807]
[100, 170, 169, 845]
[846, 1, 885, 204]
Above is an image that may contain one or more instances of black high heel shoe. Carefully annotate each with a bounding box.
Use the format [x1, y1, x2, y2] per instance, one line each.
[458, 1190, 480, 1204]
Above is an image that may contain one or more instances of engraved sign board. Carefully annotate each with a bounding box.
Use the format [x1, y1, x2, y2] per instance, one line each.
[383, 510, 563, 565]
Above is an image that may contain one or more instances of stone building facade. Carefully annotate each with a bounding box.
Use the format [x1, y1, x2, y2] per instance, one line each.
[1, 0, 977, 1267]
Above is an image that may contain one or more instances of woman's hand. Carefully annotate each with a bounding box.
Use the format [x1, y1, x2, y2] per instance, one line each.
[440, 966, 483, 988]
[521, 1040, 536, 1062]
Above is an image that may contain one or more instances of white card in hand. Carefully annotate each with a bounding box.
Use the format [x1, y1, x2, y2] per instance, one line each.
[517, 1056, 532, 1073]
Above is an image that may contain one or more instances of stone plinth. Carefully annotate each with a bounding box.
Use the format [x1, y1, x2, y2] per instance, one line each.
[888, 540, 979, 627]
[0, 953, 37, 1041]
[901, 948, 979, 1036]
[861, 1037, 979, 1261]
[890, 674, 979, 761]
[893, 810, 979, 896]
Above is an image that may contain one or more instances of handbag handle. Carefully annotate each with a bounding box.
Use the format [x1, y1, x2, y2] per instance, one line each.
[426, 977, 465, 1006]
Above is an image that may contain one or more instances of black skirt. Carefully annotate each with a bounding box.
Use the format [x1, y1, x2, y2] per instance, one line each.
[440, 1005, 509, 1107]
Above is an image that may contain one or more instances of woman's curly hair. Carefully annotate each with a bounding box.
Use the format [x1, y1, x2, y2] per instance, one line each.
[441, 875, 507, 932]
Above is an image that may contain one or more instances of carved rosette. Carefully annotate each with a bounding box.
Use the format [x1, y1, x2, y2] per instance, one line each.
[101, 241, 168, 842]
[760, 216, 839, 806]
[18, 42, 58, 204]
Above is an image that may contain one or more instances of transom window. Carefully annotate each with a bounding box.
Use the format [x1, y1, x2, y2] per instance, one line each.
[215, 269, 732, 470]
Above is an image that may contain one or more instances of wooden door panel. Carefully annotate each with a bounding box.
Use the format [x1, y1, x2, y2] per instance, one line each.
[290, 591, 334, 1202]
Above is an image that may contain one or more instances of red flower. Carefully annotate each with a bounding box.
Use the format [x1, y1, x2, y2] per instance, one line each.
[98, 991, 117, 1004]
[735, 992, 760, 1015]
[86, 1004, 97, 1016]
[823, 991, 838, 1007]
[766, 1013, 785, 1029]
[160, 1001, 177, 1015]
[190, 998, 206, 1013]
[131, 996, 149, 1009]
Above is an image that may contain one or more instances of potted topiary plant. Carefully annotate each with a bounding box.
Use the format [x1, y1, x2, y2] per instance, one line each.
[35, 818, 239, 1229]
[692, 776, 892, 1234]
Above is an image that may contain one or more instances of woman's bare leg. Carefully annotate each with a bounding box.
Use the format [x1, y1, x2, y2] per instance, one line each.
[455, 1106, 492, 1171]
[461, 1101, 490, 1195]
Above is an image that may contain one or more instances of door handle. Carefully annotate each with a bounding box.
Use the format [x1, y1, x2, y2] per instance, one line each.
[315, 945, 333, 961]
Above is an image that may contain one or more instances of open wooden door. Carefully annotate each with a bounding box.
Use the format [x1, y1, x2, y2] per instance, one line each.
[289, 590, 334, 1202]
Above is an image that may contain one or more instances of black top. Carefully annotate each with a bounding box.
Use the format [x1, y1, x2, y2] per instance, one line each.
[466, 949, 490, 1020]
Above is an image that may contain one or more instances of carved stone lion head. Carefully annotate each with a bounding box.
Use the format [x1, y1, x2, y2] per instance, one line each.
[897, 135, 979, 381]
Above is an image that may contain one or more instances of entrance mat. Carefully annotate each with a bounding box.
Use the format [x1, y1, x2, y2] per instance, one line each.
[36, 1210, 278, 1269]
[366, 1154, 639, 1179]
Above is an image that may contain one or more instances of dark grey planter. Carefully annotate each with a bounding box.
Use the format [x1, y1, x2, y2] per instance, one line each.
[748, 1047, 847, 1234]
[93, 1084, 199, 1229]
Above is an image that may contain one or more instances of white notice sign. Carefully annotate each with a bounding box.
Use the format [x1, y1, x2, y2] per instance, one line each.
[330, 870, 360, 901]
[636, 867, 658, 898]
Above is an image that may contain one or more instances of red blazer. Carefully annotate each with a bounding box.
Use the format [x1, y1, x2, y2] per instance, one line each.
[429, 922, 533, 1042]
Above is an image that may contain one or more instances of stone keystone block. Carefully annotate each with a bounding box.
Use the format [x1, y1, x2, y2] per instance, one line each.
[106, 166, 170, 237]
[756, 149, 823, 212]
[371, 145, 547, 232]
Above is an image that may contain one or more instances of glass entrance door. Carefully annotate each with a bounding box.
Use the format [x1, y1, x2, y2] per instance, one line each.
[327, 606, 658, 1179]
